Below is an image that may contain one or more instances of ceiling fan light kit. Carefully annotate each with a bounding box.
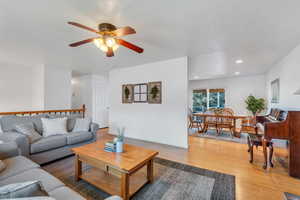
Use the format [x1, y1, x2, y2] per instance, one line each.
[68, 22, 144, 57]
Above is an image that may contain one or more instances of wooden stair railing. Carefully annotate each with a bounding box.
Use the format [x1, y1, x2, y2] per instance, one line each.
[0, 104, 86, 118]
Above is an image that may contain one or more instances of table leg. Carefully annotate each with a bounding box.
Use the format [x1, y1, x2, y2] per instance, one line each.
[262, 139, 268, 169]
[121, 173, 130, 200]
[75, 155, 82, 181]
[147, 159, 154, 183]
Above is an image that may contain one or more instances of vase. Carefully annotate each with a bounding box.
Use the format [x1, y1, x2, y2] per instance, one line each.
[116, 141, 123, 153]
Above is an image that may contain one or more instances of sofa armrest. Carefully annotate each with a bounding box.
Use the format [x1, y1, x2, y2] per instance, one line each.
[90, 123, 99, 140]
[90, 122, 100, 133]
[0, 141, 19, 160]
[0, 131, 30, 157]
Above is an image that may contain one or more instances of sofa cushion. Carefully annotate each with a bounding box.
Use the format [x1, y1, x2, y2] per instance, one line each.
[48, 114, 83, 132]
[0, 168, 64, 192]
[66, 132, 93, 145]
[31, 135, 67, 154]
[0, 180, 48, 198]
[0, 115, 47, 134]
[72, 118, 91, 132]
[41, 118, 68, 137]
[15, 123, 42, 144]
[48, 186, 85, 200]
[0, 156, 39, 181]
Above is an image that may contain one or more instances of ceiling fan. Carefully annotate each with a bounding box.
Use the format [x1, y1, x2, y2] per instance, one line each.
[68, 22, 144, 57]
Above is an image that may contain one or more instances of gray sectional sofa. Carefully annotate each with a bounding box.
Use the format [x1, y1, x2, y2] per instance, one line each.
[0, 114, 98, 164]
[0, 142, 121, 200]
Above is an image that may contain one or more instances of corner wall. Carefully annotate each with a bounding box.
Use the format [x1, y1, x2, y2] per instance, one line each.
[266, 44, 300, 110]
[109, 57, 188, 148]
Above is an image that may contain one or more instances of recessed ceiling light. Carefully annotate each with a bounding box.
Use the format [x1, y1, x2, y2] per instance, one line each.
[234, 72, 240, 75]
[235, 59, 243, 64]
[194, 75, 199, 79]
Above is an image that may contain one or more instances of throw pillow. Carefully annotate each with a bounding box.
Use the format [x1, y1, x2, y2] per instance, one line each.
[0, 181, 48, 198]
[72, 118, 91, 132]
[15, 123, 42, 144]
[41, 118, 68, 137]
[0, 160, 6, 173]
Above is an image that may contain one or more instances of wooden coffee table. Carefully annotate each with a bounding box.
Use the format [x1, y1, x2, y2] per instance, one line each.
[72, 141, 159, 200]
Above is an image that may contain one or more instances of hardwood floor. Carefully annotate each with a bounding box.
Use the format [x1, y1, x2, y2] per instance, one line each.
[43, 128, 300, 200]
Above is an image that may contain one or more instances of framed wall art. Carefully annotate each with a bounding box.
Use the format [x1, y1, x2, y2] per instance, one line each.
[148, 81, 162, 104]
[122, 84, 133, 104]
[133, 83, 148, 103]
[271, 78, 280, 103]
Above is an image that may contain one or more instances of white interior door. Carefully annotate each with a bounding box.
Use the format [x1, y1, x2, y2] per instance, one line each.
[93, 77, 109, 128]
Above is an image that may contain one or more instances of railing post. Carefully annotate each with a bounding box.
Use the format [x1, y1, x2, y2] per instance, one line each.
[83, 104, 86, 118]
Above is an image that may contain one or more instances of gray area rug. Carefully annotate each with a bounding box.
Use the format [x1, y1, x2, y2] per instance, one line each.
[62, 158, 235, 200]
[189, 129, 247, 144]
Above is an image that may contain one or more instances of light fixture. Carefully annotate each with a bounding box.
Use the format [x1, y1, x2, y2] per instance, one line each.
[234, 72, 240, 75]
[235, 59, 243, 64]
[93, 37, 119, 53]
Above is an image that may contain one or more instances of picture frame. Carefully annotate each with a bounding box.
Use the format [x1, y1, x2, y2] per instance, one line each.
[271, 78, 280, 103]
[122, 84, 133, 104]
[148, 81, 162, 104]
[133, 83, 148, 103]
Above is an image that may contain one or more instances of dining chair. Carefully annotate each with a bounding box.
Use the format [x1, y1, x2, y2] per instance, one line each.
[216, 109, 235, 137]
[203, 110, 218, 134]
[223, 108, 234, 115]
[188, 114, 203, 132]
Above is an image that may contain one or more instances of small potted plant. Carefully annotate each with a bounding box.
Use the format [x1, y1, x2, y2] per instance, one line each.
[245, 95, 266, 118]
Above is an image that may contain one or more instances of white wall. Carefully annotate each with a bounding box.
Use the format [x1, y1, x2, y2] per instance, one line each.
[0, 63, 42, 111]
[266, 44, 300, 110]
[189, 75, 266, 115]
[44, 66, 71, 109]
[109, 57, 188, 148]
[0, 63, 72, 112]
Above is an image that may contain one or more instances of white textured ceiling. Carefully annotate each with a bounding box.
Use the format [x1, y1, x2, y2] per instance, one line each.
[1, 0, 300, 80]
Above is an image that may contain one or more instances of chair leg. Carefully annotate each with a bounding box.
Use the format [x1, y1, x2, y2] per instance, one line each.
[262, 139, 268, 169]
[197, 122, 200, 133]
[249, 145, 254, 163]
[269, 143, 274, 168]
[198, 122, 204, 133]
[203, 125, 208, 133]
[247, 135, 251, 152]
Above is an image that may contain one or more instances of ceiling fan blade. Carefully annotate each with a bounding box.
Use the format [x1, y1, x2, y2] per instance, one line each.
[68, 22, 99, 33]
[69, 38, 96, 47]
[116, 39, 144, 53]
[106, 47, 114, 57]
[112, 26, 136, 37]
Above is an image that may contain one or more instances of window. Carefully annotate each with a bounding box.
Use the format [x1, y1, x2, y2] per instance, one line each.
[192, 88, 225, 112]
[193, 89, 207, 112]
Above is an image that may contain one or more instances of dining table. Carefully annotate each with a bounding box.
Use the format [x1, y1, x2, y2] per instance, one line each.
[193, 112, 248, 137]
